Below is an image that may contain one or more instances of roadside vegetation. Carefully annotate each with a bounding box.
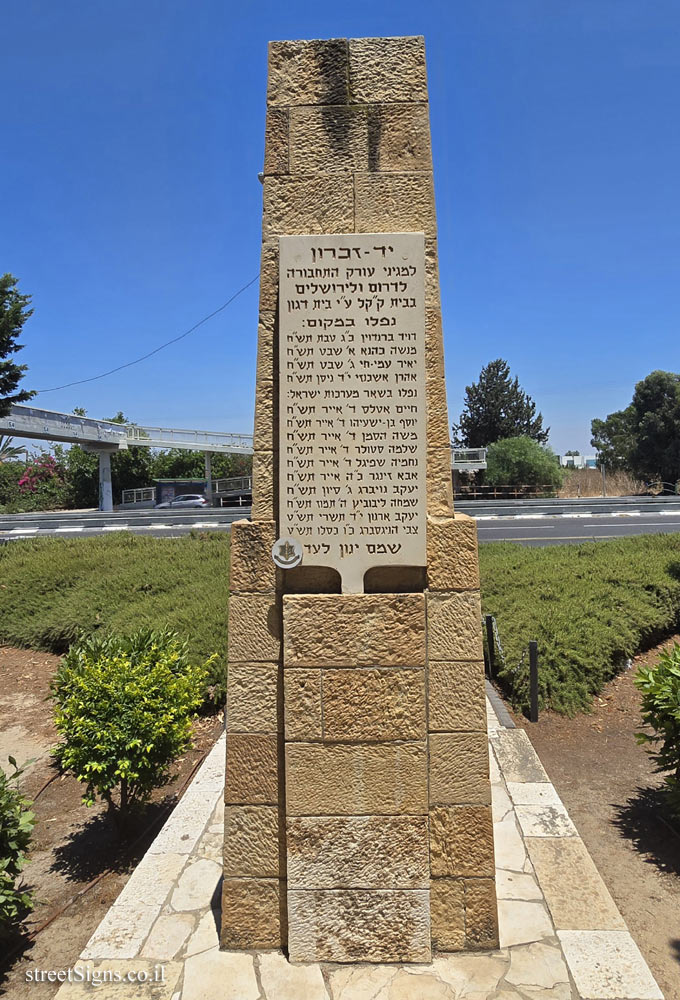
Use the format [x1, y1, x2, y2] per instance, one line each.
[480, 533, 680, 715]
[0, 532, 229, 706]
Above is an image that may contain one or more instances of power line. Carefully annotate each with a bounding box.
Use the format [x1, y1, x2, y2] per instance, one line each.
[35, 273, 260, 394]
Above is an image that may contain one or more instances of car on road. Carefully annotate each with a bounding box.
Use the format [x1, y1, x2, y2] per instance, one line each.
[155, 494, 209, 509]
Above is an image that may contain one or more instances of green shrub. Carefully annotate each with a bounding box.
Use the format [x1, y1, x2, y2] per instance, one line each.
[480, 533, 680, 715]
[0, 533, 229, 706]
[51, 629, 212, 824]
[0, 758, 36, 933]
[635, 643, 680, 818]
[485, 436, 564, 491]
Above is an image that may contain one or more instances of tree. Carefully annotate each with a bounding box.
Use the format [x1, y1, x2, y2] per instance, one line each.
[485, 436, 563, 490]
[0, 435, 25, 463]
[564, 450, 580, 457]
[0, 274, 34, 417]
[453, 359, 549, 447]
[591, 371, 680, 484]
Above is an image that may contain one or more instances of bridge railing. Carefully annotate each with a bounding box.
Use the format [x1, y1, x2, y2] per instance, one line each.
[126, 425, 253, 453]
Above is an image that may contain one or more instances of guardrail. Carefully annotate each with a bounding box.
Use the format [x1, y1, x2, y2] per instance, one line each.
[126, 426, 253, 454]
[121, 487, 156, 504]
[213, 476, 253, 494]
[456, 484, 558, 499]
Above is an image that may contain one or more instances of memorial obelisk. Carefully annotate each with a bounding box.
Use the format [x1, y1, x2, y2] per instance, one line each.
[222, 35, 498, 963]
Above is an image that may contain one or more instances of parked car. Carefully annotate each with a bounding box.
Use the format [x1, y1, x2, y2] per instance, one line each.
[155, 494, 209, 509]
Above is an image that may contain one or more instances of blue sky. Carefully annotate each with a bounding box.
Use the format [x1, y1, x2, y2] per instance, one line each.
[2, 0, 678, 454]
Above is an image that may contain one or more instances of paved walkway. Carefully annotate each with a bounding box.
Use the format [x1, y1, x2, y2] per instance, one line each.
[54, 700, 663, 1000]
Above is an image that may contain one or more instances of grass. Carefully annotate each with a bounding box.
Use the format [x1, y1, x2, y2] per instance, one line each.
[0, 532, 230, 706]
[479, 533, 680, 715]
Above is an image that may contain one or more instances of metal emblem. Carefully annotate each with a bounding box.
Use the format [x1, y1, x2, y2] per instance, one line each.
[272, 536, 303, 570]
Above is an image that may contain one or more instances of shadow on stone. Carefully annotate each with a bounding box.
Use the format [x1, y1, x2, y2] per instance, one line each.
[613, 785, 680, 877]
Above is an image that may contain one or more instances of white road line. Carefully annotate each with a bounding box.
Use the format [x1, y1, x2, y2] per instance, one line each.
[54, 526, 83, 533]
[102, 525, 129, 531]
[8, 527, 38, 533]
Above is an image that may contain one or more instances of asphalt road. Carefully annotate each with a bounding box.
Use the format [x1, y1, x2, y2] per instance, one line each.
[2, 505, 680, 545]
[475, 510, 680, 546]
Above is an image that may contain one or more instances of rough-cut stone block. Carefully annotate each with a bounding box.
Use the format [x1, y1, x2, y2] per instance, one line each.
[287, 889, 431, 963]
[430, 732, 490, 805]
[228, 594, 280, 661]
[283, 593, 425, 667]
[290, 107, 368, 173]
[431, 878, 465, 951]
[428, 591, 484, 661]
[224, 805, 280, 878]
[426, 384, 451, 451]
[221, 878, 283, 949]
[251, 450, 275, 522]
[322, 669, 426, 741]
[374, 104, 432, 172]
[349, 36, 427, 103]
[427, 514, 481, 592]
[425, 238, 441, 311]
[264, 108, 289, 174]
[268, 38, 349, 106]
[429, 660, 486, 731]
[430, 806, 495, 877]
[427, 442, 454, 516]
[259, 243, 279, 313]
[465, 878, 500, 950]
[254, 378, 274, 451]
[255, 310, 275, 383]
[284, 669, 322, 740]
[227, 663, 278, 733]
[425, 307, 445, 377]
[285, 742, 428, 816]
[225, 734, 279, 805]
[230, 520, 277, 594]
[355, 172, 436, 237]
[263, 175, 354, 239]
[287, 815, 429, 889]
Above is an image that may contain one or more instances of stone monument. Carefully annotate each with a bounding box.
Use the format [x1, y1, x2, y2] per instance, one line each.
[222, 35, 498, 963]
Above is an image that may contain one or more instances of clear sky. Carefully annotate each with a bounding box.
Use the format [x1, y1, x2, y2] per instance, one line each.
[2, 0, 678, 454]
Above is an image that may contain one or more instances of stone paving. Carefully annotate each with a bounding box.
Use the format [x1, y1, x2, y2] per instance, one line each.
[54, 700, 664, 1000]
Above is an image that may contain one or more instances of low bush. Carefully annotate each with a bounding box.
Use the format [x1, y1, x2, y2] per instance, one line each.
[480, 534, 680, 715]
[0, 758, 36, 934]
[485, 436, 564, 492]
[635, 643, 680, 819]
[0, 532, 229, 706]
[52, 629, 211, 825]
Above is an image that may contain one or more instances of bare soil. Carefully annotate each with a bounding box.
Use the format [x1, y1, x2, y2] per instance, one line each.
[0, 647, 223, 999]
[506, 636, 680, 1000]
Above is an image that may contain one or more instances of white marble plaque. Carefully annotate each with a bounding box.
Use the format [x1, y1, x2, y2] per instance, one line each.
[279, 233, 427, 593]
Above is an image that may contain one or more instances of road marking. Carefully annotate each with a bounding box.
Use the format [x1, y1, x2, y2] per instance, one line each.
[102, 525, 129, 531]
[7, 527, 38, 533]
[54, 526, 83, 533]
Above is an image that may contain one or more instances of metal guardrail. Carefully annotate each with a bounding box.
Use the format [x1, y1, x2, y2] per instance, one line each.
[213, 476, 253, 494]
[456, 484, 558, 499]
[121, 487, 156, 504]
[126, 426, 253, 454]
[452, 447, 487, 470]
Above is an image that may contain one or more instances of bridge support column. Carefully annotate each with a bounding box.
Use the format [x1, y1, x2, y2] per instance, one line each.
[98, 451, 113, 512]
[204, 451, 213, 506]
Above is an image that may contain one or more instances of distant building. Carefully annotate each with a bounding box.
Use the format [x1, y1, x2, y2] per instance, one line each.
[557, 455, 598, 469]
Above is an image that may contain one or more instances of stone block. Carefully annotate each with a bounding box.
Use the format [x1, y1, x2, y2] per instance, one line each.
[349, 36, 428, 103]
[226, 663, 278, 733]
[255, 310, 275, 383]
[322, 668, 426, 741]
[283, 593, 426, 667]
[287, 815, 429, 889]
[465, 878, 500, 950]
[254, 378, 274, 451]
[284, 669, 322, 740]
[263, 175, 354, 239]
[220, 878, 284, 949]
[430, 732, 490, 805]
[428, 659, 487, 731]
[425, 307, 445, 378]
[228, 594, 280, 661]
[425, 237, 442, 310]
[268, 38, 349, 106]
[427, 376, 450, 453]
[224, 805, 280, 878]
[229, 520, 277, 594]
[287, 889, 431, 963]
[264, 108, 289, 174]
[492, 729, 549, 783]
[225, 734, 279, 805]
[427, 442, 455, 516]
[427, 591, 484, 661]
[289, 106, 368, 173]
[430, 878, 465, 951]
[430, 806, 495, 877]
[373, 104, 432, 172]
[285, 742, 428, 816]
[557, 930, 663, 1000]
[427, 514, 481, 592]
[251, 450, 275, 522]
[259, 242, 279, 312]
[354, 172, 436, 237]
